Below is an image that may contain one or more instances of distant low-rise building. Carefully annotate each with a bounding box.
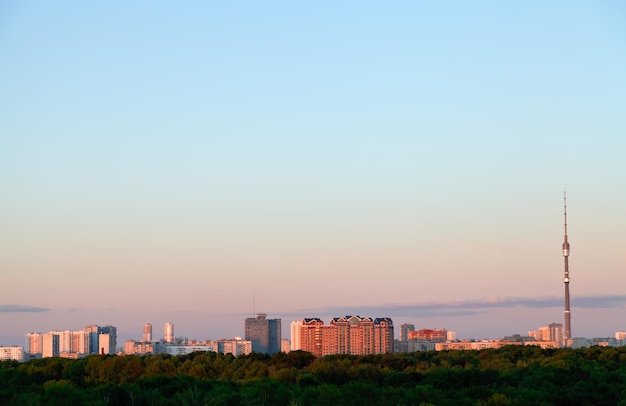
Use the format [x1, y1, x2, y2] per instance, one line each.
[525, 341, 559, 349]
[394, 340, 408, 353]
[435, 340, 559, 351]
[0, 346, 23, 362]
[159, 343, 215, 356]
[408, 328, 447, 342]
[124, 340, 156, 355]
[394, 327, 450, 353]
[216, 338, 252, 356]
[59, 352, 81, 359]
[408, 340, 437, 352]
[436, 340, 522, 351]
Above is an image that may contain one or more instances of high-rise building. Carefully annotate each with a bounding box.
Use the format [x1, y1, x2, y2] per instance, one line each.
[26, 325, 116, 358]
[400, 323, 415, 342]
[164, 322, 174, 343]
[59, 330, 72, 353]
[281, 338, 291, 353]
[529, 322, 563, 348]
[42, 332, 60, 358]
[546, 323, 564, 348]
[99, 334, 111, 355]
[292, 316, 394, 356]
[28, 330, 89, 357]
[143, 323, 153, 341]
[245, 313, 281, 355]
[99, 325, 117, 354]
[84, 324, 99, 354]
[71, 330, 89, 354]
[25, 333, 43, 355]
[81, 324, 117, 354]
[291, 318, 325, 356]
[290, 320, 303, 351]
[53, 329, 90, 355]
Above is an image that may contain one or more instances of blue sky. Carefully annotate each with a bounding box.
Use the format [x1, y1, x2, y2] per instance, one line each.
[1, 1, 626, 346]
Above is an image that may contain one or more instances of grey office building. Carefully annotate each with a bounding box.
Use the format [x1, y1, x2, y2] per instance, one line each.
[245, 313, 281, 355]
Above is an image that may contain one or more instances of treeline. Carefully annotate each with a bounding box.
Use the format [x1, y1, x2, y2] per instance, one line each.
[1, 346, 626, 405]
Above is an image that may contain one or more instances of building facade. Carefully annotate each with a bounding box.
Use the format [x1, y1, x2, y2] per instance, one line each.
[529, 323, 564, 348]
[98, 325, 117, 354]
[164, 322, 175, 343]
[143, 323, 153, 342]
[281, 338, 291, 353]
[84, 325, 100, 354]
[435, 340, 559, 351]
[400, 323, 415, 342]
[407, 328, 447, 342]
[27, 325, 116, 358]
[291, 316, 394, 357]
[159, 344, 214, 356]
[216, 338, 252, 356]
[245, 313, 281, 355]
[136, 338, 251, 357]
[0, 346, 23, 362]
[42, 333, 60, 358]
[25, 333, 43, 356]
[124, 340, 156, 355]
[291, 320, 303, 351]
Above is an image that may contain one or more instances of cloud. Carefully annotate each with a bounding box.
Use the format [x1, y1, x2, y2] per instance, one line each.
[0, 304, 50, 313]
[281, 294, 626, 319]
[574, 294, 626, 308]
[217, 294, 626, 320]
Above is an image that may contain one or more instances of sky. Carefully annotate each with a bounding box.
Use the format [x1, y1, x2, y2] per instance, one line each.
[1, 1, 625, 347]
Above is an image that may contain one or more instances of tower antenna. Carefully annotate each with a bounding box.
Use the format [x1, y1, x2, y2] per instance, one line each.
[562, 191, 572, 345]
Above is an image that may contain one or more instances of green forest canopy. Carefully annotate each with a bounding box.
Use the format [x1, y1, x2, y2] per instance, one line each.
[1, 346, 626, 405]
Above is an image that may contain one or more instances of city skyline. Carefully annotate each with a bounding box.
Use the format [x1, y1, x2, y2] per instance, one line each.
[10, 318, 623, 363]
[4, 293, 626, 349]
[2, 2, 626, 347]
[7, 314, 626, 360]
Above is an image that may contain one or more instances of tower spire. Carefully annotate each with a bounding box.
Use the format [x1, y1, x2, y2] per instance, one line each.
[562, 191, 571, 344]
[563, 190, 567, 243]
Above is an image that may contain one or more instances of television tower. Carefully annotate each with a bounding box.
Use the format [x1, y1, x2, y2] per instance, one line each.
[562, 191, 571, 343]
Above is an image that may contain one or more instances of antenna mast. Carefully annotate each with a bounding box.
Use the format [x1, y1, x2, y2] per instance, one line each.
[562, 191, 572, 344]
